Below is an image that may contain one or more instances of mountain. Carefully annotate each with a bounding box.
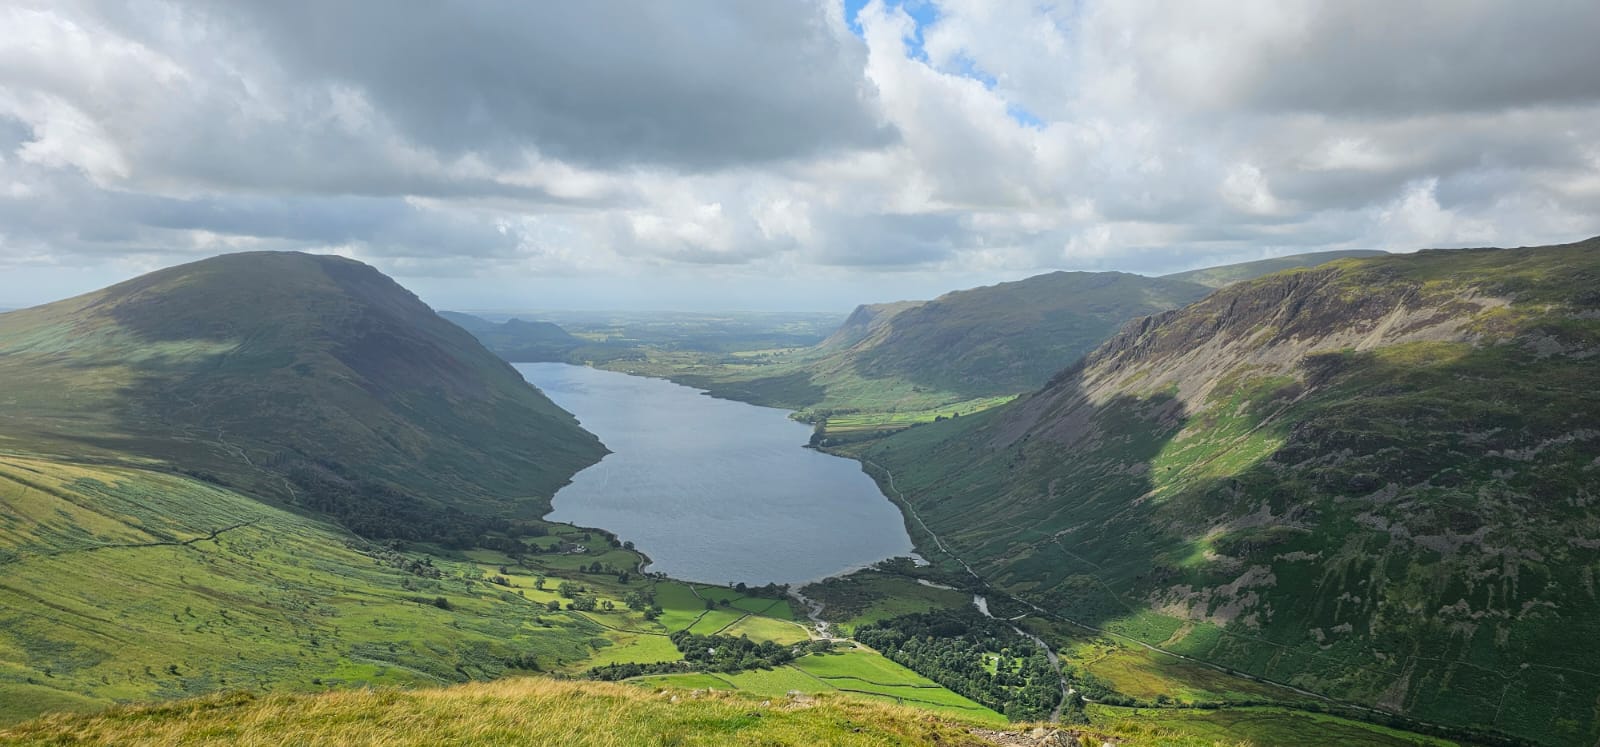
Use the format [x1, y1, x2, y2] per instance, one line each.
[832, 272, 1216, 398]
[862, 238, 1600, 745]
[440, 311, 583, 362]
[0, 252, 605, 539]
[681, 272, 1216, 416]
[816, 300, 923, 351]
[679, 254, 1386, 420]
[1162, 249, 1389, 288]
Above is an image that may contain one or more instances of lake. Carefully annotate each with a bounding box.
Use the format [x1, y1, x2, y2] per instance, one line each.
[516, 362, 914, 585]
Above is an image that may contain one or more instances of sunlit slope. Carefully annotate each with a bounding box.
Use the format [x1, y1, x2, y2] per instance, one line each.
[866, 238, 1600, 745]
[0, 252, 605, 534]
[0, 677, 1293, 747]
[0, 455, 611, 724]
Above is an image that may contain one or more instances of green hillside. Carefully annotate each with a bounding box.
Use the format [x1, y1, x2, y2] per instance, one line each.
[0, 253, 1005, 731]
[440, 311, 583, 362]
[615, 272, 1215, 428]
[605, 257, 1381, 441]
[1162, 249, 1389, 288]
[0, 252, 605, 540]
[862, 238, 1600, 745]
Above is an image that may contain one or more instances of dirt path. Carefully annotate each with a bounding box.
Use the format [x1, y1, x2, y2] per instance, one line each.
[863, 459, 981, 582]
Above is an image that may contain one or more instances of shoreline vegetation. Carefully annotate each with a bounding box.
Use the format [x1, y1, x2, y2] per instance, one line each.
[560, 335, 1532, 745]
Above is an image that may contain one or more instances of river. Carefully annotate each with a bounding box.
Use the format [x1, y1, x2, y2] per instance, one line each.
[516, 363, 915, 586]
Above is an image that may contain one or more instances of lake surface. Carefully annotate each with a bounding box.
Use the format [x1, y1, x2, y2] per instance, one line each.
[516, 362, 914, 585]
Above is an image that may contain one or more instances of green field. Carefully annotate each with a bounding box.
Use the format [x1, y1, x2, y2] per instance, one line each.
[635, 648, 1007, 725]
[801, 571, 971, 635]
[818, 395, 1018, 437]
[720, 616, 812, 645]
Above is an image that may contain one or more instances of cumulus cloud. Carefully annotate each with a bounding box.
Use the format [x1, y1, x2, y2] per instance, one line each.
[0, 0, 1597, 309]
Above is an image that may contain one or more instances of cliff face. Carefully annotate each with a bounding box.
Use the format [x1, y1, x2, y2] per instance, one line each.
[866, 238, 1600, 745]
[818, 300, 923, 351]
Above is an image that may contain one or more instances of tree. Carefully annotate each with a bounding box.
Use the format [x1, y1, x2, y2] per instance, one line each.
[535, 575, 547, 590]
[546, 600, 561, 612]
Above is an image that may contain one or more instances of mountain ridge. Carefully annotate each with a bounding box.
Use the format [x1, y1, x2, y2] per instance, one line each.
[862, 238, 1600, 745]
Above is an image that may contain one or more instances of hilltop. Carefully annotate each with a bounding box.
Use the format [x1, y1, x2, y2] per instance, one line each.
[440, 311, 583, 363]
[614, 272, 1214, 429]
[861, 238, 1600, 745]
[0, 252, 605, 539]
[1162, 249, 1388, 288]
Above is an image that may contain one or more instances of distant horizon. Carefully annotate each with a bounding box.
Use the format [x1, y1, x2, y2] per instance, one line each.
[0, 242, 1417, 315]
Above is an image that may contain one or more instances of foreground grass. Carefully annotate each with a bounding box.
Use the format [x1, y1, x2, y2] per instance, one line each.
[0, 679, 1004, 747]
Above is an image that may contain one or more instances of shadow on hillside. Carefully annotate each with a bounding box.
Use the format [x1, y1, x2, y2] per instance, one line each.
[877, 341, 1600, 744]
[870, 364, 1196, 632]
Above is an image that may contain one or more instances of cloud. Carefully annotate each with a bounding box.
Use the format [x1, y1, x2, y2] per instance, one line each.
[0, 0, 1597, 310]
[209, 0, 896, 171]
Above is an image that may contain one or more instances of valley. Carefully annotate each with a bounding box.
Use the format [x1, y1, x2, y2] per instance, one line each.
[4, 243, 1594, 746]
[7, 5, 1591, 744]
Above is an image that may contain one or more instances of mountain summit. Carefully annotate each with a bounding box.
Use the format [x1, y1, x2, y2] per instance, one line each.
[0, 251, 604, 539]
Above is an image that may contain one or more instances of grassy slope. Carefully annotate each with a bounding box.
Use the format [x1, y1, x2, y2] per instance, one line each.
[0, 455, 596, 722]
[864, 238, 1600, 745]
[0, 679, 1013, 747]
[0, 252, 605, 522]
[0, 670, 1465, 747]
[1, 254, 979, 728]
[0, 449, 881, 725]
[1163, 249, 1389, 288]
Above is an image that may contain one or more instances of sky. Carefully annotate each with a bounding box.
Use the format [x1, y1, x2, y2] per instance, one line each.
[1, 0, 1598, 311]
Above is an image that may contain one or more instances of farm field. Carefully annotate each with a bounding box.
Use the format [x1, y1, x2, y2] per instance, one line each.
[634, 647, 1007, 725]
[801, 570, 971, 635]
[816, 395, 1017, 438]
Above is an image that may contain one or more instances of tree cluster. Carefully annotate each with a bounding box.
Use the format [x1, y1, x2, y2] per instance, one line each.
[584, 632, 833, 681]
[856, 610, 1062, 721]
